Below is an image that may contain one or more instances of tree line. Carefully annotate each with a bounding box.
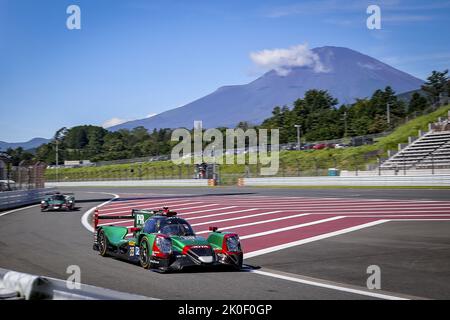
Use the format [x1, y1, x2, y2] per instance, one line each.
[4, 70, 449, 166]
[261, 70, 449, 143]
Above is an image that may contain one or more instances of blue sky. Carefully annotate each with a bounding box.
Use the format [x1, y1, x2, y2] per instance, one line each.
[1, 0, 449, 142]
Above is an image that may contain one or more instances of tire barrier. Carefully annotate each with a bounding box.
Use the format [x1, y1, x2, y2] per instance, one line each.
[0, 268, 154, 300]
[0, 188, 56, 211]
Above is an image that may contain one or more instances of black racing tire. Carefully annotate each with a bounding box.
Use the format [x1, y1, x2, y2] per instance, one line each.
[97, 229, 109, 257]
[139, 236, 152, 269]
[231, 254, 243, 271]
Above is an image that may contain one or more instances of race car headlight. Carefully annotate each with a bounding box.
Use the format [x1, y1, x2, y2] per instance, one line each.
[41, 201, 46, 204]
[156, 237, 172, 254]
[226, 235, 241, 252]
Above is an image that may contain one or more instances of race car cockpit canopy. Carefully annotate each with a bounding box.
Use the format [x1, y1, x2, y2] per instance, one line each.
[143, 217, 195, 236]
[51, 194, 66, 201]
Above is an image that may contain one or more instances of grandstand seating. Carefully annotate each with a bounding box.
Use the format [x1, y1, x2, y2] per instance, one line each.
[381, 118, 450, 171]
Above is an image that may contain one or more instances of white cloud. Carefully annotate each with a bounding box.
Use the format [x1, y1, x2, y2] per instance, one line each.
[102, 117, 128, 128]
[250, 43, 327, 76]
[102, 113, 157, 128]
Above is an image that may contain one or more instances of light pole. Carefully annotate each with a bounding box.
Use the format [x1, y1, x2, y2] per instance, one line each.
[386, 103, 391, 127]
[55, 140, 59, 182]
[294, 125, 302, 150]
[212, 145, 216, 180]
[343, 111, 348, 137]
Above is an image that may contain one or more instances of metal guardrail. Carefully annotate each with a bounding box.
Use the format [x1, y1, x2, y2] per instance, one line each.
[0, 268, 153, 300]
[46, 179, 214, 188]
[239, 175, 450, 187]
[0, 188, 56, 211]
[59, 131, 391, 169]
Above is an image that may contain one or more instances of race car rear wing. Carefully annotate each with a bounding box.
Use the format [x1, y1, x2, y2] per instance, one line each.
[94, 210, 134, 229]
[44, 192, 75, 197]
[94, 207, 177, 230]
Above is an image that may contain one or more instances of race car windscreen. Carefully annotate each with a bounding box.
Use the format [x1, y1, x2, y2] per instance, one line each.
[52, 195, 65, 201]
[158, 218, 195, 236]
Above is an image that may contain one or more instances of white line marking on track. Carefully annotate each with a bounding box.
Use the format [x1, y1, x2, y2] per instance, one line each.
[237, 216, 344, 239]
[178, 206, 237, 215]
[195, 213, 311, 233]
[250, 269, 407, 300]
[0, 204, 39, 217]
[99, 203, 216, 216]
[389, 218, 450, 221]
[98, 219, 134, 227]
[243, 219, 389, 258]
[100, 199, 201, 212]
[182, 208, 259, 219]
[190, 210, 283, 226]
[81, 192, 120, 232]
[346, 214, 450, 217]
[171, 204, 217, 211]
[218, 194, 448, 203]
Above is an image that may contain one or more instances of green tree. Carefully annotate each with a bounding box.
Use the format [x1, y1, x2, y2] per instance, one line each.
[422, 70, 449, 105]
[408, 92, 428, 114]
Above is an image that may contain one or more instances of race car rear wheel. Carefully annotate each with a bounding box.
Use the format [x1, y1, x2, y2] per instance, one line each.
[97, 229, 109, 257]
[139, 236, 151, 269]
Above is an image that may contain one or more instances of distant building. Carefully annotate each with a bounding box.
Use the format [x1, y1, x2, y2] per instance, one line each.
[63, 160, 92, 168]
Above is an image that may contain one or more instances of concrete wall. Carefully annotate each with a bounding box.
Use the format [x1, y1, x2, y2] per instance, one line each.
[240, 176, 450, 187]
[0, 188, 56, 210]
[340, 169, 450, 176]
[46, 179, 213, 188]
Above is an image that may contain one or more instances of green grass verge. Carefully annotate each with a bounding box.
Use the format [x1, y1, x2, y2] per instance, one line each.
[46, 104, 450, 184]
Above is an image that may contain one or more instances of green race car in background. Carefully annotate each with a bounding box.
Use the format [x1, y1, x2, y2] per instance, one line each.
[41, 192, 76, 212]
[93, 207, 243, 272]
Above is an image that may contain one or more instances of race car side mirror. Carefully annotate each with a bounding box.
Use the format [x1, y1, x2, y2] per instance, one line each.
[209, 226, 219, 232]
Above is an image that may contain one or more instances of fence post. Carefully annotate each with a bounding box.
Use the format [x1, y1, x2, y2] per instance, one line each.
[431, 153, 435, 175]
[403, 154, 406, 176]
[245, 165, 250, 178]
[377, 156, 381, 176]
[313, 158, 319, 176]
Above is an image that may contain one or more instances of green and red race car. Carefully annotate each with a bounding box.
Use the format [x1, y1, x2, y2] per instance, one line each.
[41, 192, 76, 212]
[93, 207, 243, 272]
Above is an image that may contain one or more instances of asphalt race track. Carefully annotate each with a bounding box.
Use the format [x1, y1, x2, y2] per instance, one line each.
[1, 187, 450, 300]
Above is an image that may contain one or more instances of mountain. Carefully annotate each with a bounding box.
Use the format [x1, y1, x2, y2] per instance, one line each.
[396, 88, 427, 103]
[110, 46, 424, 131]
[0, 137, 51, 151]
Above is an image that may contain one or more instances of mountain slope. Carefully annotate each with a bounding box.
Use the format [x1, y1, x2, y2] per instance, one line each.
[0, 137, 50, 151]
[110, 46, 424, 131]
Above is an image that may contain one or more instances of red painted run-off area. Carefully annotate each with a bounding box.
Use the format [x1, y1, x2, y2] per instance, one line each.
[95, 195, 450, 256]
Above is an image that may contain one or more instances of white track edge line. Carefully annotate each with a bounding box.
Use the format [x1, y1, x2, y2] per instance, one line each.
[250, 269, 407, 300]
[81, 192, 120, 232]
[244, 220, 389, 258]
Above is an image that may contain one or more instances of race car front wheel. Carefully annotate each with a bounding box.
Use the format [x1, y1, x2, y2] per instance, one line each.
[97, 229, 109, 257]
[139, 237, 151, 269]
